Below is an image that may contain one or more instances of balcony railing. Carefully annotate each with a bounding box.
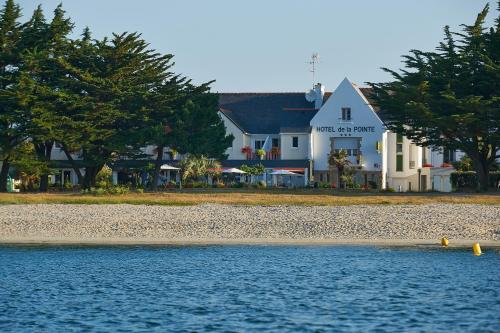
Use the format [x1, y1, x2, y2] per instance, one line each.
[246, 152, 280, 160]
[242, 147, 281, 160]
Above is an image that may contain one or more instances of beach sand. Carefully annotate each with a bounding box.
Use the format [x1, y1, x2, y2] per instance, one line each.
[1, 203, 499, 246]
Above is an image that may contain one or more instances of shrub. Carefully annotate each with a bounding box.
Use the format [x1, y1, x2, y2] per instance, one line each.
[107, 185, 128, 194]
[191, 181, 209, 188]
[257, 180, 267, 188]
[316, 182, 331, 188]
[451, 171, 500, 190]
[96, 165, 113, 188]
[82, 185, 130, 195]
[94, 187, 106, 195]
[452, 156, 473, 171]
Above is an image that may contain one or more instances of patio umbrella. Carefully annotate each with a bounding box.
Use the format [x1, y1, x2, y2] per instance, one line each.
[160, 164, 180, 170]
[222, 168, 246, 174]
[270, 169, 298, 175]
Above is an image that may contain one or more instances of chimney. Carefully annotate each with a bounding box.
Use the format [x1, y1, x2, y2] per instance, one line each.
[314, 83, 325, 109]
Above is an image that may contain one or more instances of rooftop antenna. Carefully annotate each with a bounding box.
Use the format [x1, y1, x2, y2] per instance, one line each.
[307, 53, 319, 88]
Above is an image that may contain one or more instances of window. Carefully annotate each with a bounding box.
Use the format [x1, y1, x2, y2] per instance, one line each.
[272, 138, 279, 148]
[396, 155, 403, 172]
[443, 149, 455, 163]
[292, 136, 298, 148]
[341, 107, 351, 121]
[254, 140, 265, 150]
[422, 148, 428, 164]
[395, 133, 403, 171]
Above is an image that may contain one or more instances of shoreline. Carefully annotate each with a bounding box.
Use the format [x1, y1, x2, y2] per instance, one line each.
[1, 237, 499, 248]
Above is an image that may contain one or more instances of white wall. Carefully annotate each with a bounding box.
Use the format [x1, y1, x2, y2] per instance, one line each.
[280, 133, 308, 160]
[310, 78, 385, 171]
[50, 145, 81, 161]
[219, 112, 248, 160]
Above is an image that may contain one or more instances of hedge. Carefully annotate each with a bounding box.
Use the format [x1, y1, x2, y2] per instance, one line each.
[451, 171, 500, 190]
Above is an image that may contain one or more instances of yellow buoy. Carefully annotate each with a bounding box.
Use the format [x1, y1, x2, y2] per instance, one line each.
[472, 242, 482, 256]
[441, 237, 449, 247]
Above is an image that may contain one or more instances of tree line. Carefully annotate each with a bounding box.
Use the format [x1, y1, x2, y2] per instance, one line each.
[369, 2, 499, 191]
[0, 0, 233, 192]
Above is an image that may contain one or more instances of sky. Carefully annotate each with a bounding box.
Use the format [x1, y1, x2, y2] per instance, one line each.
[16, 0, 497, 93]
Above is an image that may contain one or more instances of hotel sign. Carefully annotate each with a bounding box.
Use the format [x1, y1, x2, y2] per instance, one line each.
[315, 126, 375, 133]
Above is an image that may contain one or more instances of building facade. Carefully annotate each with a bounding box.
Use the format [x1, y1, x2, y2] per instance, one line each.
[219, 78, 459, 191]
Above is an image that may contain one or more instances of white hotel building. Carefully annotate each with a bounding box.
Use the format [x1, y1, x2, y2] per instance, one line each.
[219, 78, 461, 191]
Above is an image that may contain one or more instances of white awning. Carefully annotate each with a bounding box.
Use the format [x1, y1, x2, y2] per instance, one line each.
[222, 168, 246, 174]
[270, 169, 299, 175]
[160, 164, 180, 170]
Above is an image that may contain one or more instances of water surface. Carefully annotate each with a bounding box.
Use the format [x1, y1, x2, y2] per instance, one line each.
[0, 245, 499, 332]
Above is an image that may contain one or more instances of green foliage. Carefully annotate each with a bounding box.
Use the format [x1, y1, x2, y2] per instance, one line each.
[452, 156, 474, 172]
[95, 165, 112, 188]
[179, 154, 221, 183]
[10, 142, 44, 171]
[257, 180, 267, 188]
[368, 4, 499, 191]
[82, 185, 130, 195]
[328, 149, 352, 188]
[240, 163, 265, 176]
[451, 171, 500, 190]
[318, 182, 331, 189]
[256, 149, 265, 157]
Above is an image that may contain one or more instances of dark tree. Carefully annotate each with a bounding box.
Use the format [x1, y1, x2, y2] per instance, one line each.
[0, 0, 23, 191]
[369, 4, 499, 191]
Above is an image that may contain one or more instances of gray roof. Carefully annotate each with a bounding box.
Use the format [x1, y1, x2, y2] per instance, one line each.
[219, 88, 384, 134]
[219, 93, 319, 134]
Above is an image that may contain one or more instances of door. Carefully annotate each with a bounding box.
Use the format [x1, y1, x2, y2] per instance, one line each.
[420, 175, 427, 192]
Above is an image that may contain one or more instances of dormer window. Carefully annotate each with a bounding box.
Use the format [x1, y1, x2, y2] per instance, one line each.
[341, 107, 351, 121]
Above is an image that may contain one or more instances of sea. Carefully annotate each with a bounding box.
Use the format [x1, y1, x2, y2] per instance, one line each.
[0, 245, 499, 332]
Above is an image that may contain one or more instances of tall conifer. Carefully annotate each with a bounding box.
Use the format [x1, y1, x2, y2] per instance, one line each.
[0, 0, 22, 191]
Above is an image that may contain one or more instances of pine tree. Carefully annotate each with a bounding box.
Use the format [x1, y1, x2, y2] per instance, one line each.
[369, 3, 499, 191]
[15, 4, 75, 191]
[0, 0, 23, 191]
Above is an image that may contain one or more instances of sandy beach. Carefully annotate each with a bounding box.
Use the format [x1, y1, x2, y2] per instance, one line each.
[0, 203, 499, 246]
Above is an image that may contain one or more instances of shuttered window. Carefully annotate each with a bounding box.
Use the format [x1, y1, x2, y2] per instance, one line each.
[396, 155, 403, 172]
